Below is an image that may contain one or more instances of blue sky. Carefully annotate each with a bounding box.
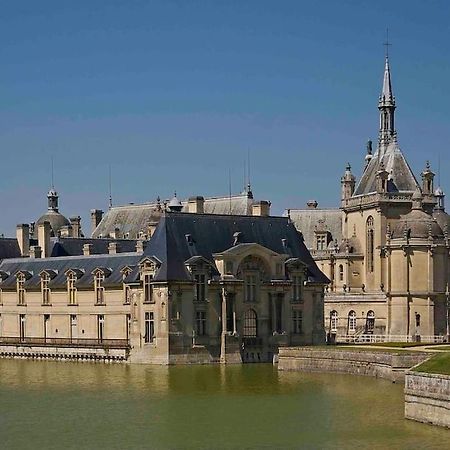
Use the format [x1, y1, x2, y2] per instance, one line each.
[1, 1, 450, 235]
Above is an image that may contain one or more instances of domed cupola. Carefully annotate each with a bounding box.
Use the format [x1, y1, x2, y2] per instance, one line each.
[392, 188, 444, 240]
[433, 186, 450, 233]
[35, 189, 70, 237]
[168, 191, 183, 212]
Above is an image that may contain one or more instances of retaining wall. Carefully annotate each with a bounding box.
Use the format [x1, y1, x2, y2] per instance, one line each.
[278, 347, 430, 382]
[405, 371, 450, 428]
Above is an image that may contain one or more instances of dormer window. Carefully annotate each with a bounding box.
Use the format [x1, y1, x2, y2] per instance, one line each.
[94, 271, 105, 305]
[194, 273, 206, 302]
[67, 273, 77, 305]
[41, 273, 51, 305]
[17, 273, 26, 305]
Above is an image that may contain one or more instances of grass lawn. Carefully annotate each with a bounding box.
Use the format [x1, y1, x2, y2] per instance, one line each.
[414, 353, 450, 376]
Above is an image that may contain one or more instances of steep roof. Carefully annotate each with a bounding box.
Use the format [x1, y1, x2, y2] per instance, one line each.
[353, 142, 419, 196]
[49, 237, 137, 257]
[92, 193, 256, 239]
[0, 238, 21, 260]
[143, 212, 328, 283]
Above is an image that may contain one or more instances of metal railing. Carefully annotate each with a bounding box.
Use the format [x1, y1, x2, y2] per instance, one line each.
[335, 334, 447, 344]
[0, 337, 130, 349]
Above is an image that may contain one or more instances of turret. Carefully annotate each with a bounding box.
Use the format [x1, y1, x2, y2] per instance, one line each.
[341, 163, 356, 201]
[378, 56, 396, 150]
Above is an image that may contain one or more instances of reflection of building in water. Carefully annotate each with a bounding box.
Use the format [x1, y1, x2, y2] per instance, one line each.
[0, 211, 327, 364]
[286, 55, 450, 342]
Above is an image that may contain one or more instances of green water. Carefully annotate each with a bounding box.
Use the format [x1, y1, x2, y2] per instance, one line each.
[0, 360, 448, 449]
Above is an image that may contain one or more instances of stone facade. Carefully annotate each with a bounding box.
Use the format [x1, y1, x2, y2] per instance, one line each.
[287, 56, 450, 342]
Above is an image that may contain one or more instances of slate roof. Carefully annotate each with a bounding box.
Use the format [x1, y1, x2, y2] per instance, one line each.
[143, 212, 329, 284]
[0, 253, 141, 289]
[285, 208, 342, 250]
[49, 237, 137, 257]
[354, 142, 419, 196]
[92, 193, 256, 239]
[0, 238, 21, 260]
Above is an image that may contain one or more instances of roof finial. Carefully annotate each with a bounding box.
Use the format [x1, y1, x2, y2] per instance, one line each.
[108, 164, 113, 209]
[51, 155, 55, 190]
[383, 28, 391, 59]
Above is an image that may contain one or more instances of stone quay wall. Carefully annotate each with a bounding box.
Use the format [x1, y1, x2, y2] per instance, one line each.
[405, 371, 450, 428]
[278, 347, 430, 382]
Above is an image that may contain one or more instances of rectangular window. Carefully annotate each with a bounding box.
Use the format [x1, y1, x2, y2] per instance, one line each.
[275, 296, 283, 333]
[97, 314, 105, 342]
[143, 274, 153, 303]
[126, 314, 131, 340]
[95, 272, 105, 304]
[244, 274, 257, 302]
[41, 274, 51, 305]
[70, 315, 77, 341]
[194, 274, 206, 301]
[124, 285, 131, 304]
[292, 310, 303, 334]
[17, 275, 26, 305]
[292, 275, 303, 302]
[195, 310, 206, 336]
[144, 312, 155, 343]
[19, 314, 26, 341]
[67, 273, 77, 305]
[43, 314, 50, 340]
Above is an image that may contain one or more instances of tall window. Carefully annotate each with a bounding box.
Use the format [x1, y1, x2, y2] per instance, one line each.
[415, 313, 421, 328]
[292, 310, 303, 334]
[243, 309, 257, 337]
[275, 296, 283, 333]
[244, 274, 257, 302]
[143, 274, 153, 303]
[126, 314, 131, 340]
[97, 315, 105, 342]
[124, 284, 131, 304]
[19, 314, 26, 341]
[330, 310, 338, 332]
[348, 310, 357, 333]
[17, 274, 26, 305]
[144, 312, 155, 343]
[94, 271, 105, 304]
[367, 216, 374, 273]
[67, 273, 77, 305]
[70, 315, 77, 341]
[41, 273, 51, 305]
[292, 275, 303, 302]
[194, 274, 206, 301]
[366, 310, 375, 333]
[195, 310, 206, 336]
[339, 265, 344, 282]
[316, 234, 327, 250]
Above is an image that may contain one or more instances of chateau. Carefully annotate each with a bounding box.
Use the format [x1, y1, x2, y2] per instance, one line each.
[288, 55, 450, 342]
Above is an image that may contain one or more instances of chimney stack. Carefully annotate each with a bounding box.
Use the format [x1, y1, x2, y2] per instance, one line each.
[187, 196, 205, 214]
[252, 201, 271, 217]
[70, 216, 82, 237]
[16, 224, 30, 257]
[83, 243, 93, 256]
[136, 240, 147, 254]
[30, 245, 42, 259]
[38, 221, 51, 258]
[60, 224, 73, 237]
[108, 242, 119, 255]
[90, 209, 103, 235]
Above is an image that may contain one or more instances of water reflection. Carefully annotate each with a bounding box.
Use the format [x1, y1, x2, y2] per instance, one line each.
[0, 360, 448, 450]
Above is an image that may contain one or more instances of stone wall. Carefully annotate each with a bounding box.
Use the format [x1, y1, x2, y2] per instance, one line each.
[405, 371, 450, 428]
[278, 347, 430, 382]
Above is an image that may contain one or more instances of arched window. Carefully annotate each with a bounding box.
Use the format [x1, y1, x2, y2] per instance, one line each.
[330, 310, 338, 332]
[348, 310, 357, 333]
[366, 310, 375, 333]
[366, 216, 374, 273]
[339, 264, 344, 282]
[243, 309, 257, 337]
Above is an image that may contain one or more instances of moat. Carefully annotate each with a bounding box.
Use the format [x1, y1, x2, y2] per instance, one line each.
[0, 360, 448, 449]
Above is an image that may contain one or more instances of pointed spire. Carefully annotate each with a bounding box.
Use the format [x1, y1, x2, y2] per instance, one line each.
[378, 51, 396, 150]
[381, 56, 393, 101]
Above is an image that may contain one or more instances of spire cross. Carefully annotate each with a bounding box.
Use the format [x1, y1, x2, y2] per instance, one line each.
[51, 155, 55, 189]
[383, 28, 392, 58]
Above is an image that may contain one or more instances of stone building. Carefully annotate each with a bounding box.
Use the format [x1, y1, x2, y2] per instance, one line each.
[287, 55, 450, 342]
[0, 212, 327, 364]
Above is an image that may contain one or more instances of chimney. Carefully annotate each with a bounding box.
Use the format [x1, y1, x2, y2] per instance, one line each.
[70, 216, 82, 237]
[136, 240, 147, 254]
[187, 196, 205, 214]
[16, 224, 30, 257]
[30, 245, 42, 259]
[38, 221, 51, 258]
[108, 242, 119, 254]
[90, 209, 103, 234]
[60, 224, 73, 237]
[83, 243, 93, 256]
[252, 201, 271, 217]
